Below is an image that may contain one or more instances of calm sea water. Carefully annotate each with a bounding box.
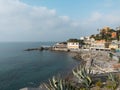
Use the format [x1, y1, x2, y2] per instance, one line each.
[0, 42, 79, 90]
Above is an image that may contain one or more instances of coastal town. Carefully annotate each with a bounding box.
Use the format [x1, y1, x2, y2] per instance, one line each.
[2, 0, 120, 90]
[52, 26, 120, 53]
[21, 26, 120, 90]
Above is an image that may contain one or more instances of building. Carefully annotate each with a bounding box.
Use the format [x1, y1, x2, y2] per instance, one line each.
[101, 26, 111, 34]
[67, 41, 80, 50]
[90, 40, 110, 51]
[80, 37, 84, 40]
[109, 43, 118, 49]
[53, 42, 67, 48]
[112, 32, 117, 38]
[52, 42, 68, 51]
[84, 36, 91, 44]
[83, 38, 95, 49]
[109, 41, 120, 52]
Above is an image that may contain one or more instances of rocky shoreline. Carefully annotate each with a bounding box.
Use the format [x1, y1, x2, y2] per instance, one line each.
[24, 46, 52, 51]
[73, 50, 120, 73]
[23, 48, 120, 90]
[24, 46, 120, 75]
[38, 50, 120, 90]
[63, 51, 120, 90]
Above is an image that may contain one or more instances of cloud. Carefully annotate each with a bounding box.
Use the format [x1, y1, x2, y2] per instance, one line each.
[0, 0, 120, 42]
[82, 12, 102, 25]
[81, 11, 120, 34]
[0, 0, 83, 42]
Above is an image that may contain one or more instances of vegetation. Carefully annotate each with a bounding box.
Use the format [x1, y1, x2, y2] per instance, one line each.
[42, 26, 120, 90]
[67, 39, 80, 42]
[109, 53, 113, 59]
[90, 27, 120, 41]
[67, 39, 85, 45]
[106, 73, 119, 90]
[42, 65, 120, 90]
[73, 65, 93, 89]
[119, 57, 120, 63]
[43, 76, 76, 90]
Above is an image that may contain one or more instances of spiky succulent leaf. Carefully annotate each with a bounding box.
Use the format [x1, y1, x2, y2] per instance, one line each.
[43, 76, 76, 90]
[72, 65, 93, 88]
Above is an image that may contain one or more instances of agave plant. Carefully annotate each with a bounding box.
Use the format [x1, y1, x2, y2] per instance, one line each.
[43, 76, 76, 90]
[108, 73, 116, 82]
[72, 65, 93, 89]
[106, 73, 119, 90]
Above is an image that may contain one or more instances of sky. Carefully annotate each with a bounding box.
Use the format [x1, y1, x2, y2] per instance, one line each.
[0, 0, 120, 42]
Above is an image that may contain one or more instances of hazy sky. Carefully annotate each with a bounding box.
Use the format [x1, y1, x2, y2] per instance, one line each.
[0, 0, 120, 42]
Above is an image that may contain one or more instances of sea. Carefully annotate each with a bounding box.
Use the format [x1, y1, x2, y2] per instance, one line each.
[0, 42, 79, 90]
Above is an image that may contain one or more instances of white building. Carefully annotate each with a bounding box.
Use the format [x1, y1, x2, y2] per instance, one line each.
[80, 37, 84, 40]
[67, 42, 80, 50]
[80, 36, 91, 41]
